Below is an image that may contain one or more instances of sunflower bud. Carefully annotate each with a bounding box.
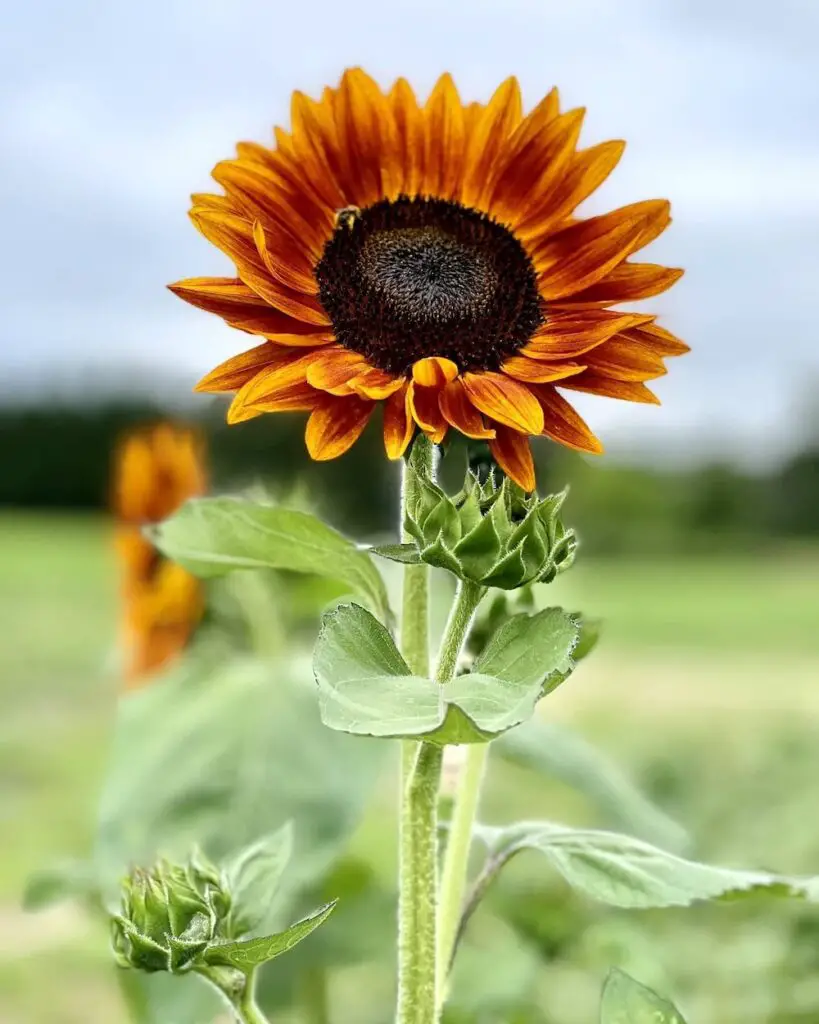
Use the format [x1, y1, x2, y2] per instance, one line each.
[111, 850, 230, 974]
[403, 468, 577, 590]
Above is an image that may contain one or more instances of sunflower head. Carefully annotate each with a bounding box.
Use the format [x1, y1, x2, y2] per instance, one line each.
[112, 424, 207, 687]
[171, 69, 687, 491]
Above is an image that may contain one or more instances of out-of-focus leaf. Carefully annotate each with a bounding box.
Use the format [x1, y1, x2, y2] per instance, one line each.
[493, 720, 689, 852]
[149, 496, 390, 620]
[224, 823, 294, 937]
[22, 859, 100, 912]
[600, 968, 688, 1023]
[475, 821, 816, 909]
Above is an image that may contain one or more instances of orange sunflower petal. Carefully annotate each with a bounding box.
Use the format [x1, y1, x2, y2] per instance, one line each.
[533, 200, 671, 301]
[195, 342, 286, 393]
[534, 387, 605, 454]
[334, 67, 397, 207]
[554, 262, 685, 309]
[305, 394, 374, 460]
[517, 139, 626, 240]
[189, 209, 330, 325]
[348, 368, 405, 400]
[461, 77, 522, 208]
[383, 385, 415, 458]
[412, 357, 459, 388]
[169, 277, 327, 338]
[501, 356, 586, 384]
[407, 381, 449, 443]
[439, 380, 496, 439]
[523, 311, 652, 360]
[252, 220, 319, 295]
[306, 348, 369, 395]
[461, 373, 544, 434]
[559, 374, 661, 404]
[227, 351, 324, 422]
[489, 427, 535, 492]
[424, 73, 466, 200]
[621, 321, 690, 356]
[582, 336, 669, 382]
[389, 77, 425, 197]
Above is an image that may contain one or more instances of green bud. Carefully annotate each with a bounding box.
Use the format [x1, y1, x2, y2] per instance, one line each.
[402, 465, 577, 591]
[111, 850, 229, 974]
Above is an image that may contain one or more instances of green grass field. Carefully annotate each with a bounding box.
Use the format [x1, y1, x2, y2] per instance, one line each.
[2, 513, 818, 1023]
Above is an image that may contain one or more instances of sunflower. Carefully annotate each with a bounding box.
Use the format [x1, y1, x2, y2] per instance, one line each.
[112, 425, 207, 687]
[171, 69, 687, 491]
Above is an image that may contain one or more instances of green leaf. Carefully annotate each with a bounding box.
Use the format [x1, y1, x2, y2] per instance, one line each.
[22, 859, 100, 912]
[475, 821, 816, 908]
[600, 968, 688, 1023]
[369, 542, 422, 564]
[313, 604, 553, 743]
[204, 900, 337, 968]
[149, 497, 389, 620]
[223, 823, 294, 937]
[472, 608, 579, 689]
[493, 720, 689, 852]
[572, 615, 602, 662]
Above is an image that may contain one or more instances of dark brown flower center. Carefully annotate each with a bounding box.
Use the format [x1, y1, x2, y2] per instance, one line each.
[314, 196, 543, 375]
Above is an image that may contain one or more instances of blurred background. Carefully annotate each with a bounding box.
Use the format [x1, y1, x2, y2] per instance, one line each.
[2, 0, 818, 1021]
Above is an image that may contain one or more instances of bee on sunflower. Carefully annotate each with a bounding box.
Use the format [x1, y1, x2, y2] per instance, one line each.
[170, 69, 686, 492]
[112, 425, 207, 686]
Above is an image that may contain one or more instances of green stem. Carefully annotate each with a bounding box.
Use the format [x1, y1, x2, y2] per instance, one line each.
[300, 967, 330, 1024]
[397, 438, 439, 1024]
[434, 579, 486, 685]
[200, 967, 270, 1024]
[436, 743, 489, 1006]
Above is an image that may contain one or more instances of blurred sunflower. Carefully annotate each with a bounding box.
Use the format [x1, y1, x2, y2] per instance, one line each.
[112, 425, 207, 687]
[171, 69, 687, 491]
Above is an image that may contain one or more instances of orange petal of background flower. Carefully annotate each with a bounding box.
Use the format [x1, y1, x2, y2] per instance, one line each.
[439, 380, 496, 439]
[407, 381, 449, 443]
[306, 394, 374, 460]
[489, 427, 535, 492]
[535, 387, 605, 453]
[412, 356, 459, 388]
[383, 385, 415, 458]
[461, 373, 544, 434]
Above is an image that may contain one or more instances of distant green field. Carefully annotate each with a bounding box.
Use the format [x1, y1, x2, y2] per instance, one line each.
[1, 513, 819, 1024]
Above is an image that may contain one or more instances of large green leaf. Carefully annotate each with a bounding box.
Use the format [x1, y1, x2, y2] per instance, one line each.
[493, 720, 688, 852]
[204, 901, 337, 968]
[314, 604, 577, 744]
[224, 823, 294, 938]
[475, 821, 816, 908]
[472, 608, 579, 692]
[149, 496, 389, 620]
[94, 654, 388, 1024]
[600, 969, 688, 1023]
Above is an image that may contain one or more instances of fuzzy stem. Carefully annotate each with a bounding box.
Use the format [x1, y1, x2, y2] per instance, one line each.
[397, 439, 438, 1024]
[436, 743, 489, 1008]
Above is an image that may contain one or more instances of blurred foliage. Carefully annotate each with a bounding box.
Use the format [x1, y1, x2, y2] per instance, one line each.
[1, 398, 817, 551]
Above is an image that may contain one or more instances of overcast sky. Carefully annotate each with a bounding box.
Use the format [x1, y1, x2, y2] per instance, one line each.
[2, 0, 818, 464]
